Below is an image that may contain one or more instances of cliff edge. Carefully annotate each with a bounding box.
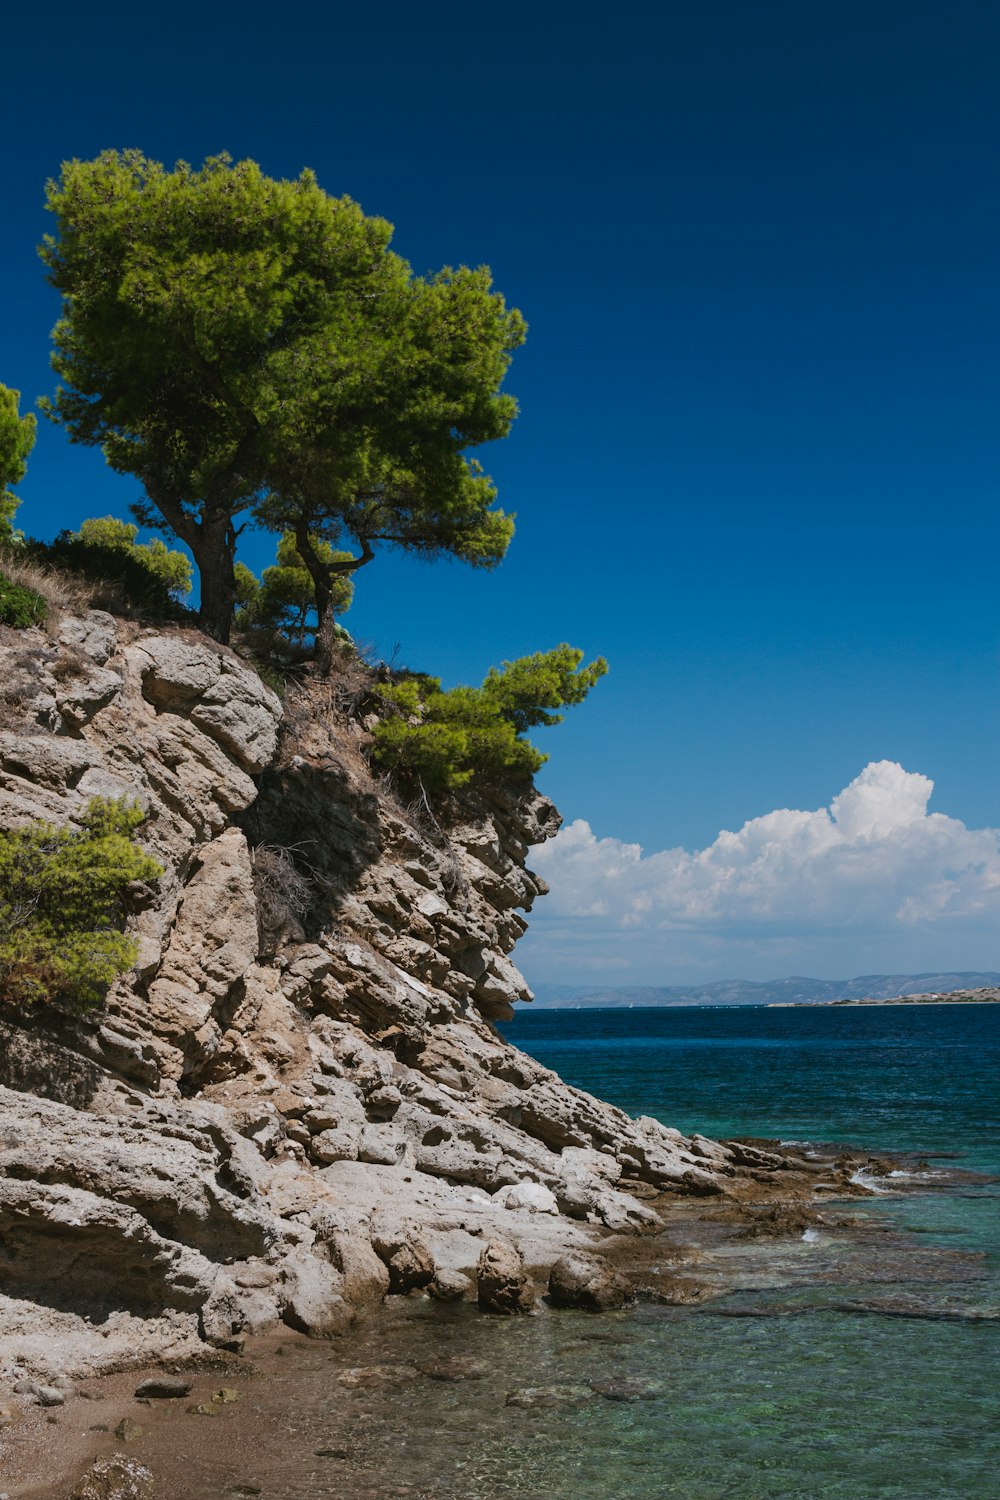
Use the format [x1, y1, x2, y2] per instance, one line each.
[0, 611, 805, 1381]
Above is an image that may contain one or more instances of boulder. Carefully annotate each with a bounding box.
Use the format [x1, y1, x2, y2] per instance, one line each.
[548, 1251, 633, 1312]
[371, 1221, 436, 1294]
[71, 1454, 154, 1500]
[476, 1238, 535, 1315]
[279, 1253, 352, 1338]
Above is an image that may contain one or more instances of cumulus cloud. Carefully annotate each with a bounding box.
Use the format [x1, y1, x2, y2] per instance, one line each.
[523, 763, 1000, 982]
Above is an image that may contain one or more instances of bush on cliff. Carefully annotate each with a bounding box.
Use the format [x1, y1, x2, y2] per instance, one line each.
[23, 529, 190, 619]
[0, 798, 162, 1010]
[370, 644, 607, 801]
[0, 571, 47, 627]
[71, 517, 193, 597]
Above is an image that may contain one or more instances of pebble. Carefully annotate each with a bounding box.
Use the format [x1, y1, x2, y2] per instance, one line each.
[505, 1384, 594, 1410]
[415, 1356, 489, 1382]
[115, 1417, 145, 1442]
[589, 1376, 666, 1402]
[134, 1376, 193, 1399]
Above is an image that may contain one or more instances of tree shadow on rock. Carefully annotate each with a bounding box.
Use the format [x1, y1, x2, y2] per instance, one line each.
[241, 755, 385, 952]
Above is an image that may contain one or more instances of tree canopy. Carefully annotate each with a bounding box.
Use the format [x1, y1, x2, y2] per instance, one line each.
[0, 384, 37, 540]
[371, 646, 608, 802]
[235, 531, 353, 651]
[74, 516, 192, 596]
[41, 151, 524, 653]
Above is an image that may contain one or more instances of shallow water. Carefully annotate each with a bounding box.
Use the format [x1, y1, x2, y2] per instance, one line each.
[78, 1004, 1000, 1499]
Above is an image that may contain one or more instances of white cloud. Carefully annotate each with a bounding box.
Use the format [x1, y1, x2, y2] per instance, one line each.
[522, 762, 1000, 982]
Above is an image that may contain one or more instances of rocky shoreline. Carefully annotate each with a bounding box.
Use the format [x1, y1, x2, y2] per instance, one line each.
[5, 1144, 991, 1499]
[0, 609, 959, 1497]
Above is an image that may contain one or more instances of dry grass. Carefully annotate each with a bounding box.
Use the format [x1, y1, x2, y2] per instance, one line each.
[250, 842, 314, 949]
[0, 549, 98, 615]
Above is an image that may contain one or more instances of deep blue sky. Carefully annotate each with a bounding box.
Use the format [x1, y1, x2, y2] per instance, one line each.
[4, 2, 1000, 980]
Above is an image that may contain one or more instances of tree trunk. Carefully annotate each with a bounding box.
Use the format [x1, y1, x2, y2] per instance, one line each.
[313, 574, 338, 676]
[294, 519, 345, 676]
[195, 518, 237, 644]
[143, 480, 238, 645]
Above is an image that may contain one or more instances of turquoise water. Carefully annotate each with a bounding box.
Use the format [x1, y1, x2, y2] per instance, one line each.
[101, 1004, 999, 1500]
[504, 1002, 1000, 1173]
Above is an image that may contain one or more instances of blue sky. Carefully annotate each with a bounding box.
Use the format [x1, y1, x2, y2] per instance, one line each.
[4, 1, 999, 983]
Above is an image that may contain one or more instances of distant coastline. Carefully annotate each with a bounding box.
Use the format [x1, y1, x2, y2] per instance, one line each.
[769, 987, 1000, 1008]
[528, 971, 1000, 1010]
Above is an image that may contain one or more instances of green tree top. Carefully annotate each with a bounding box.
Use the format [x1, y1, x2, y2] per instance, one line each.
[0, 384, 37, 540]
[371, 645, 608, 800]
[74, 516, 192, 596]
[236, 531, 354, 647]
[40, 152, 523, 651]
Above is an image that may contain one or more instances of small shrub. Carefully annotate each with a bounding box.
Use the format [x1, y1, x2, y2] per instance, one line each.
[370, 644, 607, 802]
[250, 843, 313, 948]
[23, 532, 190, 619]
[0, 545, 98, 614]
[0, 798, 163, 1011]
[0, 572, 47, 628]
[74, 517, 193, 597]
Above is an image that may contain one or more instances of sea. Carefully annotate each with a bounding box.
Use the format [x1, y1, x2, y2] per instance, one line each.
[82, 1003, 999, 1500]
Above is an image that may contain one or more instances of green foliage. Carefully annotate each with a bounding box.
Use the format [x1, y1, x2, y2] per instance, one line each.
[0, 385, 37, 540]
[26, 530, 188, 618]
[371, 646, 607, 799]
[74, 516, 192, 596]
[0, 572, 47, 628]
[0, 798, 163, 1010]
[236, 532, 353, 645]
[480, 645, 610, 732]
[40, 151, 523, 645]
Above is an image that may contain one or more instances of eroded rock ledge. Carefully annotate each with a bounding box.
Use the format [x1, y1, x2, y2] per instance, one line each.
[0, 612, 825, 1384]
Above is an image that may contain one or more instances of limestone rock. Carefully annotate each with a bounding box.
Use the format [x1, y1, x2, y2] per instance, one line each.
[138, 634, 281, 773]
[548, 1252, 633, 1312]
[71, 1454, 154, 1500]
[495, 1180, 559, 1215]
[477, 1238, 535, 1315]
[371, 1221, 436, 1294]
[0, 614, 812, 1401]
[279, 1252, 352, 1338]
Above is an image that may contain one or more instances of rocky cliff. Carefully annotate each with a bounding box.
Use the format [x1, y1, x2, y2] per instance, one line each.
[0, 610, 809, 1382]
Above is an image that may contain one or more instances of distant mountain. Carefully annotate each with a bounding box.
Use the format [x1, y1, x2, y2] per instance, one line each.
[527, 972, 1000, 1009]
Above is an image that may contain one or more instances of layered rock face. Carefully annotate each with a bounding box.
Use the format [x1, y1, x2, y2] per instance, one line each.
[0, 612, 799, 1377]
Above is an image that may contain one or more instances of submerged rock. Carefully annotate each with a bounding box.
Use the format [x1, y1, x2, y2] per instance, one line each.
[589, 1376, 666, 1402]
[506, 1384, 595, 1409]
[71, 1454, 154, 1500]
[337, 1363, 420, 1390]
[415, 1356, 490, 1381]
